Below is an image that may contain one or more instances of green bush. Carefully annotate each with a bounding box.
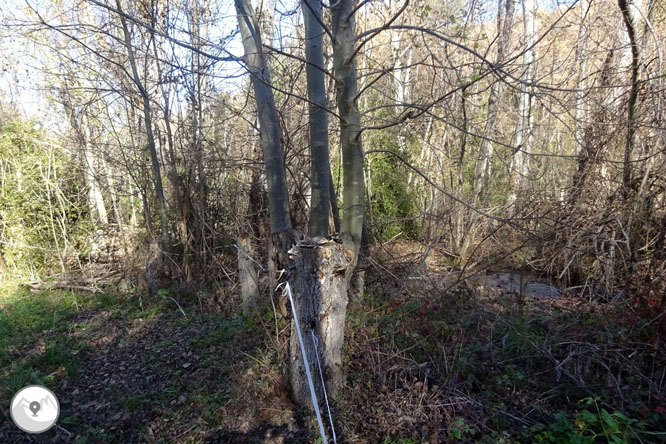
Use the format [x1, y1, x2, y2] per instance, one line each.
[533, 397, 663, 443]
[365, 129, 422, 241]
[0, 120, 87, 278]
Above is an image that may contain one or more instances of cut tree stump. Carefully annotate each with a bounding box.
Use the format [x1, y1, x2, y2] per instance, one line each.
[237, 237, 259, 316]
[289, 237, 355, 409]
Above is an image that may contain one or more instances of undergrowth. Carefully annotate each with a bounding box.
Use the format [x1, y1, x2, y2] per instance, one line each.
[337, 265, 666, 443]
[2, 263, 666, 443]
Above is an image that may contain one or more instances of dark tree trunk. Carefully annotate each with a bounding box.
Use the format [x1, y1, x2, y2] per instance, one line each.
[329, 170, 341, 233]
[303, 0, 331, 238]
[618, 0, 642, 199]
[288, 0, 366, 409]
[289, 239, 354, 405]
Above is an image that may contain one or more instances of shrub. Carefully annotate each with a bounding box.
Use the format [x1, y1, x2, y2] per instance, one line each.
[0, 120, 86, 278]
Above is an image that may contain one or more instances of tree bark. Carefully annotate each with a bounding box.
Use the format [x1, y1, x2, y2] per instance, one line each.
[329, 170, 341, 233]
[619, 0, 642, 198]
[234, 0, 294, 329]
[303, 0, 331, 237]
[473, 0, 515, 199]
[332, 0, 365, 255]
[59, 88, 108, 226]
[238, 237, 259, 315]
[83, 135, 109, 226]
[286, 0, 366, 411]
[289, 239, 354, 406]
[507, 0, 537, 206]
[116, 0, 170, 252]
[234, 0, 292, 239]
[151, 26, 195, 281]
[574, 0, 589, 156]
[100, 154, 121, 227]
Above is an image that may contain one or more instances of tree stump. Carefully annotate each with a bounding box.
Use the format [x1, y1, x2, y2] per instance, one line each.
[237, 237, 259, 316]
[289, 237, 355, 409]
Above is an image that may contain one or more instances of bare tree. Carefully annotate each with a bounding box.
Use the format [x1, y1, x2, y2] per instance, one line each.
[234, 0, 294, 249]
[507, 0, 538, 206]
[59, 86, 109, 226]
[115, 0, 170, 252]
[618, 0, 643, 198]
[473, 0, 515, 199]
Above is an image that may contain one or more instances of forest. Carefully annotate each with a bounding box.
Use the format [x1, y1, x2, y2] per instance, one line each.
[0, 0, 665, 442]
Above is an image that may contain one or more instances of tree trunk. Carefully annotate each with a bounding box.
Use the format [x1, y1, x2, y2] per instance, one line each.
[507, 0, 537, 206]
[234, 0, 292, 240]
[116, 0, 170, 252]
[473, 0, 515, 199]
[238, 237, 259, 315]
[390, 28, 413, 157]
[289, 239, 354, 405]
[329, 170, 341, 233]
[0, 252, 7, 283]
[286, 0, 366, 411]
[332, 0, 365, 254]
[303, 0, 331, 237]
[569, 0, 592, 201]
[619, 0, 642, 198]
[619, 0, 645, 287]
[59, 88, 109, 226]
[100, 155, 121, 227]
[574, 0, 589, 156]
[83, 136, 109, 226]
[234, 0, 294, 341]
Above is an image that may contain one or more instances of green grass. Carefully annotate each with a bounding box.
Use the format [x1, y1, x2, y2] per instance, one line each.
[72, 426, 115, 444]
[0, 281, 275, 443]
[189, 313, 247, 352]
[0, 283, 140, 401]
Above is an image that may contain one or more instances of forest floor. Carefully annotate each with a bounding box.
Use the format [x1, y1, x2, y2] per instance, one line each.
[1, 253, 666, 443]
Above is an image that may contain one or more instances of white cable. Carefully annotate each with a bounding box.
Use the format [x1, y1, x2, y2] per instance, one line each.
[311, 331, 338, 444]
[233, 243, 267, 271]
[282, 282, 328, 444]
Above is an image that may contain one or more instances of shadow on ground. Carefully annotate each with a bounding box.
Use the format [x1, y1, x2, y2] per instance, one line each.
[0, 288, 302, 443]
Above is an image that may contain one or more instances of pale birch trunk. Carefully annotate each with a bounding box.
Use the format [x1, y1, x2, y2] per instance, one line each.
[507, 0, 537, 206]
[100, 154, 120, 227]
[473, 0, 515, 199]
[60, 89, 108, 226]
[570, 0, 590, 199]
[238, 237, 259, 315]
[574, 0, 589, 156]
[84, 135, 108, 226]
[390, 29, 413, 156]
[128, 177, 138, 228]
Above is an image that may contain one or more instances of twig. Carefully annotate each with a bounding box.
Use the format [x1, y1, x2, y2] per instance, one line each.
[23, 282, 103, 293]
[168, 297, 187, 318]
